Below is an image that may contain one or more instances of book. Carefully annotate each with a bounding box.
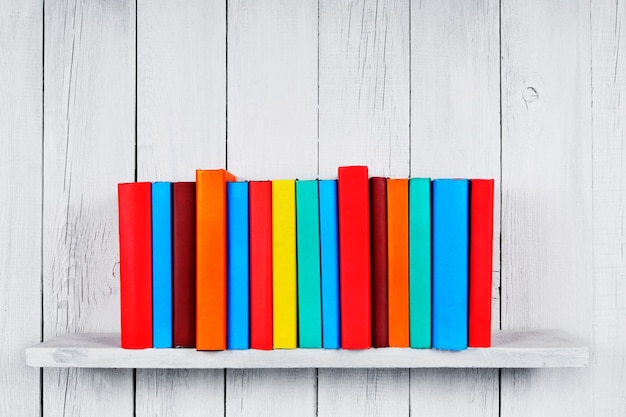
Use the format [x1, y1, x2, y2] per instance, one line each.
[468, 179, 495, 347]
[151, 182, 173, 348]
[338, 166, 371, 349]
[172, 182, 196, 348]
[118, 182, 153, 349]
[369, 177, 389, 348]
[296, 180, 322, 348]
[319, 180, 340, 349]
[387, 178, 409, 348]
[249, 181, 273, 350]
[432, 179, 469, 351]
[196, 169, 236, 351]
[227, 181, 250, 350]
[409, 178, 431, 348]
[272, 179, 297, 349]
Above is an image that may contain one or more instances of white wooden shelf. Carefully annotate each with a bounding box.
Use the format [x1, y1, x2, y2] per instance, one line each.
[26, 330, 588, 369]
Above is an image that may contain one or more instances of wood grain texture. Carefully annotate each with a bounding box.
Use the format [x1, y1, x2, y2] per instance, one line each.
[226, 0, 318, 415]
[0, 1, 42, 415]
[135, 1, 226, 414]
[591, 0, 626, 415]
[318, 0, 409, 414]
[43, 1, 136, 415]
[409, 1, 500, 416]
[500, 1, 593, 416]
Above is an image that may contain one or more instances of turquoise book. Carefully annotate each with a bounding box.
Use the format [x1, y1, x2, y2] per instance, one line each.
[296, 180, 322, 348]
[227, 181, 249, 349]
[432, 179, 469, 351]
[409, 178, 431, 348]
[319, 180, 340, 349]
[152, 182, 173, 348]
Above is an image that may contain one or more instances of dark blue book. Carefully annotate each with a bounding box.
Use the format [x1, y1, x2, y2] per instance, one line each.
[432, 179, 469, 351]
[319, 180, 340, 349]
[152, 182, 173, 348]
[227, 181, 250, 349]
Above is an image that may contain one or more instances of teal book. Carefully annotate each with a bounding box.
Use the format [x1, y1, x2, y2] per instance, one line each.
[152, 182, 172, 348]
[296, 180, 322, 348]
[409, 178, 431, 348]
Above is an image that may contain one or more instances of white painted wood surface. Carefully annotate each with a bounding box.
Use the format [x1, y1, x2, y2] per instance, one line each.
[591, 0, 626, 416]
[318, 0, 409, 415]
[226, 1, 318, 416]
[500, 1, 593, 416]
[0, 1, 42, 416]
[409, 1, 501, 416]
[43, 1, 136, 416]
[135, 0, 226, 415]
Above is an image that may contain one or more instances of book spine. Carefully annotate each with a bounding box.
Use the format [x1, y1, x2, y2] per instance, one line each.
[319, 180, 340, 349]
[338, 166, 371, 349]
[196, 169, 236, 350]
[152, 182, 173, 348]
[118, 182, 153, 349]
[272, 180, 297, 349]
[227, 182, 250, 350]
[432, 179, 469, 351]
[387, 179, 410, 347]
[249, 181, 273, 350]
[409, 178, 431, 348]
[369, 177, 389, 348]
[172, 182, 196, 348]
[296, 180, 322, 348]
[468, 179, 494, 347]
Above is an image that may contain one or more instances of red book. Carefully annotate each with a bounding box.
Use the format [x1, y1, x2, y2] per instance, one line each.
[369, 177, 388, 348]
[249, 181, 273, 349]
[118, 182, 152, 349]
[338, 166, 371, 349]
[172, 182, 196, 348]
[468, 179, 494, 347]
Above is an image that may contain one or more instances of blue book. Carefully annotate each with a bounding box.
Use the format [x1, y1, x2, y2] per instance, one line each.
[152, 182, 173, 348]
[227, 181, 250, 349]
[432, 179, 469, 351]
[319, 180, 340, 349]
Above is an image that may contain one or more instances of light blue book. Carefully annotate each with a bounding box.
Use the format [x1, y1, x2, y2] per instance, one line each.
[319, 180, 340, 349]
[152, 182, 172, 348]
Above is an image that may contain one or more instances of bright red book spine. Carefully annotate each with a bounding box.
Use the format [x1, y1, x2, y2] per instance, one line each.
[172, 182, 196, 348]
[338, 166, 371, 349]
[468, 179, 494, 347]
[118, 182, 153, 349]
[369, 177, 388, 348]
[249, 181, 273, 349]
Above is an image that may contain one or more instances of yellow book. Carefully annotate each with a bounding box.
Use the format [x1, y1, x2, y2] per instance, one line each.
[272, 180, 297, 348]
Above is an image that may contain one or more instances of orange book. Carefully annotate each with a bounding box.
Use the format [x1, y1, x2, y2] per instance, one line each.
[196, 169, 236, 350]
[387, 179, 409, 347]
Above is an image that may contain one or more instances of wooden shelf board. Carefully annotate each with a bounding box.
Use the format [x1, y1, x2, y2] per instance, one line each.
[26, 330, 589, 369]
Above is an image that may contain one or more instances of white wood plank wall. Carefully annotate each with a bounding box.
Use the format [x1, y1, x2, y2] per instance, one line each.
[1, 0, 625, 416]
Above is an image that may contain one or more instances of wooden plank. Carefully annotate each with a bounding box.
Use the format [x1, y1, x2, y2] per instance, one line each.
[226, 0, 317, 416]
[318, 0, 409, 415]
[500, 1, 593, 416]
[135, 0, 226, 415]
[0, 1, 42, 415]
[43, 1, 136, 416]
[409, 1, 500, 416]
[26, 331, 590, 369]
[591, 0, 626, 415]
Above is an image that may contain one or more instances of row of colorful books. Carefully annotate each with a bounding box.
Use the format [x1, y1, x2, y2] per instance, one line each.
[118, 166, 494, 351]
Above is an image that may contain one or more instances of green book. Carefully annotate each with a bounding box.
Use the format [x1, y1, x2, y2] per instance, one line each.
[296, 180, 323, 348]
[409, 178, 432, 348]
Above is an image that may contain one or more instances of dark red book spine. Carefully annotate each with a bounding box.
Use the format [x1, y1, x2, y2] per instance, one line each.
[172, 182, 196, 348]
[118, 182, 153, 349]
[249, 181, 273, 349]
[338, 166, 371, 349]
[369, 177, 388, 348]
[468, 179, 494, 347]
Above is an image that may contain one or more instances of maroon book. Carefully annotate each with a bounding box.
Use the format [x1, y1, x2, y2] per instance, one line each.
[369, 177, 388, 348]
[172, 182, 196, 347]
